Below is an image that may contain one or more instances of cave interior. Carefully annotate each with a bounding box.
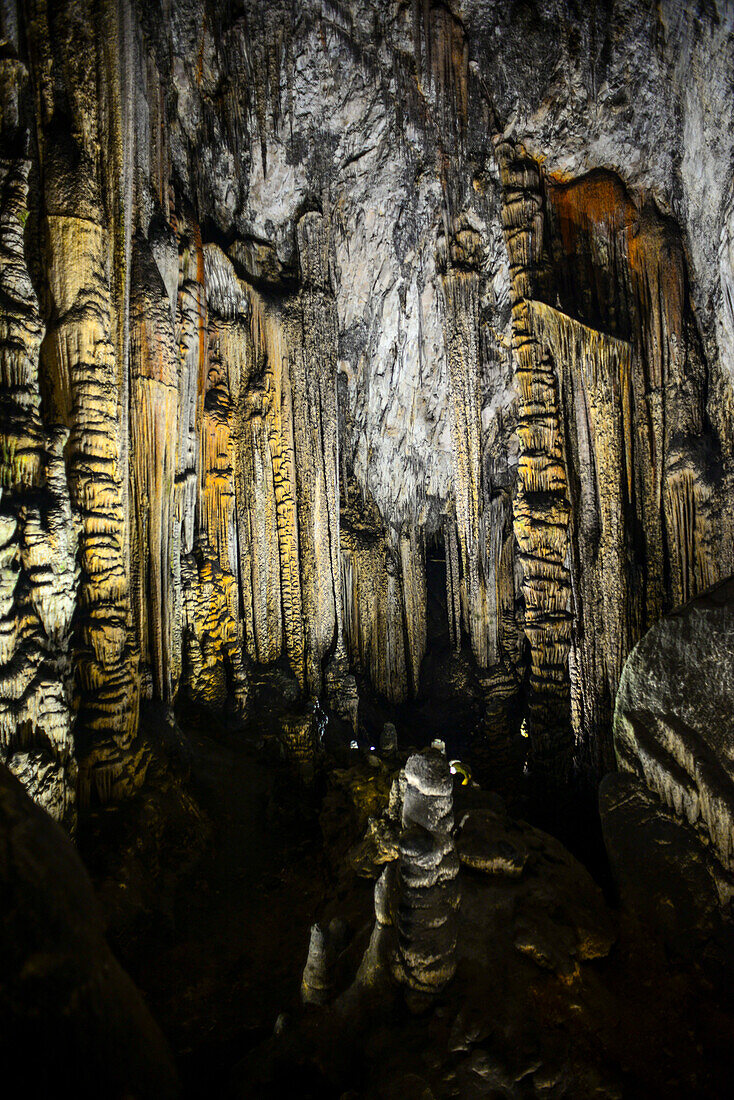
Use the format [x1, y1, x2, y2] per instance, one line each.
[2, 0, 734, 1097]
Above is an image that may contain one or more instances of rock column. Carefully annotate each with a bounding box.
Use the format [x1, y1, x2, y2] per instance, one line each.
[395, 749, 460, 1000]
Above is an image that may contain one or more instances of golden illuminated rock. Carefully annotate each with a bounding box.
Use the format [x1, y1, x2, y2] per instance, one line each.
[1, 0, 732, 823]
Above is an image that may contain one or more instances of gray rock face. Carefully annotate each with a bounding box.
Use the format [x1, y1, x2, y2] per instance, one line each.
[614, 578, 734, 880]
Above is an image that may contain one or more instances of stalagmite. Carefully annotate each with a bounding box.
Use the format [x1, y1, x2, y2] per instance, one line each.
[394, 749, 459, 998]
[301, 923, 332, 1006]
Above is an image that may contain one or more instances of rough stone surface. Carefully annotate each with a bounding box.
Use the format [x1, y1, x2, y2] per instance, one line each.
[457, 807, 529, 876]
[394, 750, 460, 996]
[458, 808, 615, 975]
[301, 918, 349, 1006]
[600, 771, 734, 961]
[0, 0, 732, 819]
[614, 577, 734, 878]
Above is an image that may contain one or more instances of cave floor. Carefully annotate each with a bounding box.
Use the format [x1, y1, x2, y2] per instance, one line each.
[80, 716, 373, 1097]
[78, 714, 734, 1099]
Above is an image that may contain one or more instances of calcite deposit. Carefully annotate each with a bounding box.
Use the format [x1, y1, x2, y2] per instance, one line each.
[0, 0, 732, 819]
[2, 1, 734, 1095]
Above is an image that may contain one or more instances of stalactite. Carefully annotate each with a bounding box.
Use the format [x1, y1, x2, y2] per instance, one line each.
[438, 221, 499, 670]
[665, 465, 712, 604]
[528, 301, 632, 777]
[22, 0, 145, 807]
[444, 517, 461, 653]
[4, 0, 730, 827]
[0, 156, 79, 827]
[495, 140, 574, 780]
[399, 525, 427, 696]
[290, 212, 341, 695]
[543, 169, 719, 774]
[411, 0, 469, 148]
[129, 234, 178, 703]
[247, 290, 305, 686]
[340, 480, 409, 703]
[160, 237, 250, 716]
[42, 180, 141, 804]
[180, 550, 246, 713]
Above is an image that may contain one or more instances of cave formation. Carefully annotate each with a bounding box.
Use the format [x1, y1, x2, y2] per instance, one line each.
[2, 0, 734, 1096]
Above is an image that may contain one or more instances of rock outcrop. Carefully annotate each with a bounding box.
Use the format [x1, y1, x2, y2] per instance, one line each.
[600, 771, 734, 960]
[613, 577, 734, 887]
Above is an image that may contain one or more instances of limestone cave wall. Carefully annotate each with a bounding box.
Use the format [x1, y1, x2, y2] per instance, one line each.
[1, 0, 733, 825]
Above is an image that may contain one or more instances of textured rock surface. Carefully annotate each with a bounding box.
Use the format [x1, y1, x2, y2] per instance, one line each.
[614, 577, 734, 881]
[394, 749, 460, 997]
[0, 762, 178, 1098]
[600, 771, 734, 958]
[301, 917, 348, 1005]
[456, 803, 615, 975]
[267, 763, 623, 1098]
[0, 0, 733, 819]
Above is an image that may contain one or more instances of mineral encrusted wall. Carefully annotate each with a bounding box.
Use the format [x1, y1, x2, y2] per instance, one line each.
[1, 0, 733, 821]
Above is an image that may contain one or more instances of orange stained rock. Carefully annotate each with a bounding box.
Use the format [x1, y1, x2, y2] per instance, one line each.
[547, 170, 637, 263]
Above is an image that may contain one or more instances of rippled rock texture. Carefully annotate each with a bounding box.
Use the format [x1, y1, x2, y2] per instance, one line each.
[0, 0, 733, 819]
[613, 578, 734, 887]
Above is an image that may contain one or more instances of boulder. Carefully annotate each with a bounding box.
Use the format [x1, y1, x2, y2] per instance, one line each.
[457, 809, 529, 876]
[457, 808, 615, 975]
[614, 578, 734, 878]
